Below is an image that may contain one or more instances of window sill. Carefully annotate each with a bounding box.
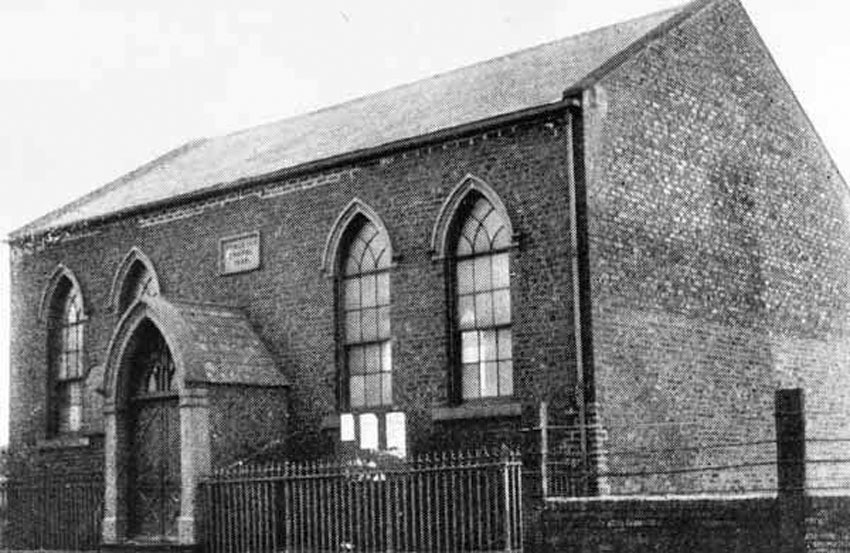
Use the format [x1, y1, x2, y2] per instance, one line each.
[37, 434, 91, 450]
[432, 401, 522, 421]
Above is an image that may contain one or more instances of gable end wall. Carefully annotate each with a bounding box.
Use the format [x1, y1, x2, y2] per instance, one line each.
[587, 0, 850, 494]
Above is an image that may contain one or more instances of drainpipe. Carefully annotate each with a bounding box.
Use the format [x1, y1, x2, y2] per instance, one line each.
[564, 94, 598, 494]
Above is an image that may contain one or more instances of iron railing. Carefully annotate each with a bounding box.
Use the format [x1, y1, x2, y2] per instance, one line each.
[202, 448, 524, 553]
[0, 473, 103, 551]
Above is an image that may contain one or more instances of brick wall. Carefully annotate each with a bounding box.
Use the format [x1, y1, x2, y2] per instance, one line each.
[585, 0, 850, 493]
[8, 115, 578, 466]
[3, 436, 103, 478]
[207, 386, 290, 468]
[542, 497, 779, 553]
[542, 495, 850, 553]
[806, 496, 850, 552]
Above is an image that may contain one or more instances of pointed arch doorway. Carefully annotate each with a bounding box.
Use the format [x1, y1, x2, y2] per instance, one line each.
[101, 296, 212, 550]
[101, 295, 288, 550]
[126, 320, 180, 540]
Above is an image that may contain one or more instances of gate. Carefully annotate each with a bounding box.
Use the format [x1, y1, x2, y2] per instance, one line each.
[128, 329, 180, 540]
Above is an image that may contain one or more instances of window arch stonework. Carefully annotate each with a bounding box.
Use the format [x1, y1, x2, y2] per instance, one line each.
[430, 174, 517, 261]
[322, 198, 396, 276]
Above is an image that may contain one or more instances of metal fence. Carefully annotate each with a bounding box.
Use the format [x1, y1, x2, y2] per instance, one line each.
[0, 473, 103, 551]
[541, 426, 780, 498]
[202, 448, 524, 553]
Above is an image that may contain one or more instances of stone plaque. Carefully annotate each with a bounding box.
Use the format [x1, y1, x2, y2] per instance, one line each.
[220, 231, 261, 275]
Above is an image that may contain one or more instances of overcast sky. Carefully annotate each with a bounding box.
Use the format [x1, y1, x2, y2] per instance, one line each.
[1, 0, 848, 446]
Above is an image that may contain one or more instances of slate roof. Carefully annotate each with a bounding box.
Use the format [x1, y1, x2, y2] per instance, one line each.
[144, 297, 288, 387]
[12, 1, 701, 239]
[174, 300, 289, 387]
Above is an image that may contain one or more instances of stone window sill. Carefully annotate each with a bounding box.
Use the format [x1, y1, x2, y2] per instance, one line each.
[432, 401, 522, 421]
[37, 434, 91, 450]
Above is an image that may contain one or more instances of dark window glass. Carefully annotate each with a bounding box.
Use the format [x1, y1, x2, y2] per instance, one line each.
[119, 264, 156, 312]
[134, 330, 176, 396]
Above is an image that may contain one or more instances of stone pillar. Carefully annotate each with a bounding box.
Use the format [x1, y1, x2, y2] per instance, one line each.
[775, 388, 806, 553]
[177, 387, 211, 545]
[102, 401, 127, 543]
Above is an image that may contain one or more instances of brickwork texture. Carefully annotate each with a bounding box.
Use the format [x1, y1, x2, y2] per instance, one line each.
[586, 0, 850, 493]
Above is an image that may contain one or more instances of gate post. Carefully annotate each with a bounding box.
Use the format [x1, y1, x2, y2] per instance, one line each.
[775, 388, 806, 553]
[102, 400, 127, 544]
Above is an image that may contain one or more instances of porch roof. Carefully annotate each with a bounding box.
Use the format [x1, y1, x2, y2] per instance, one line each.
[104, 296, 291, 389]
[167, 299, 289, 387]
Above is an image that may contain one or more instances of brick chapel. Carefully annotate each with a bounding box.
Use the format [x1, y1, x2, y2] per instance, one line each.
[6, 0, 850, 549]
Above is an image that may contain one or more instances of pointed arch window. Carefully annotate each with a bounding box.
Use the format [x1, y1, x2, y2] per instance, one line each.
[452, 195, 513, 400]
[110, 249, 161, 315]
[118, 262, 157, 313]
[340, 218, 393, 409]
[48, 281, 86, 434]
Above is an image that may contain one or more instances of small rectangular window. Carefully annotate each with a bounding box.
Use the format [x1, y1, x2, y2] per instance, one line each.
[473, 256, 491, 292]
[462, 364, 480, 399]
[481, 362, 499, 397]
[350, 376, 366, 407]
[475, 293, 493, 326]
[461, 331, 480, 364]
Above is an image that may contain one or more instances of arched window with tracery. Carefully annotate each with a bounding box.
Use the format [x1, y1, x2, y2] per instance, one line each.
[47, 277, 86, 435]
[340, 217, 393, 409]
[451, 194, 513, 400]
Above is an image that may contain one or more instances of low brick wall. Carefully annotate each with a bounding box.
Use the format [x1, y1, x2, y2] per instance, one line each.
[541, 496, 779, 553]
[806, 496, 850, 552]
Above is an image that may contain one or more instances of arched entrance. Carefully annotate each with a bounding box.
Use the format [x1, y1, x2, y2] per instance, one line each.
[101, 295, 287, 550]
[126, 321, 180, 540]
[101, 296, 212, 549]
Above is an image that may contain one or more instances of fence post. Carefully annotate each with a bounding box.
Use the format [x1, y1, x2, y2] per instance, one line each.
[775, 388, 806, 553]
[501, 447, 514, 553]
[539, 402, 549, 499]
[385, 467, 394, 553]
